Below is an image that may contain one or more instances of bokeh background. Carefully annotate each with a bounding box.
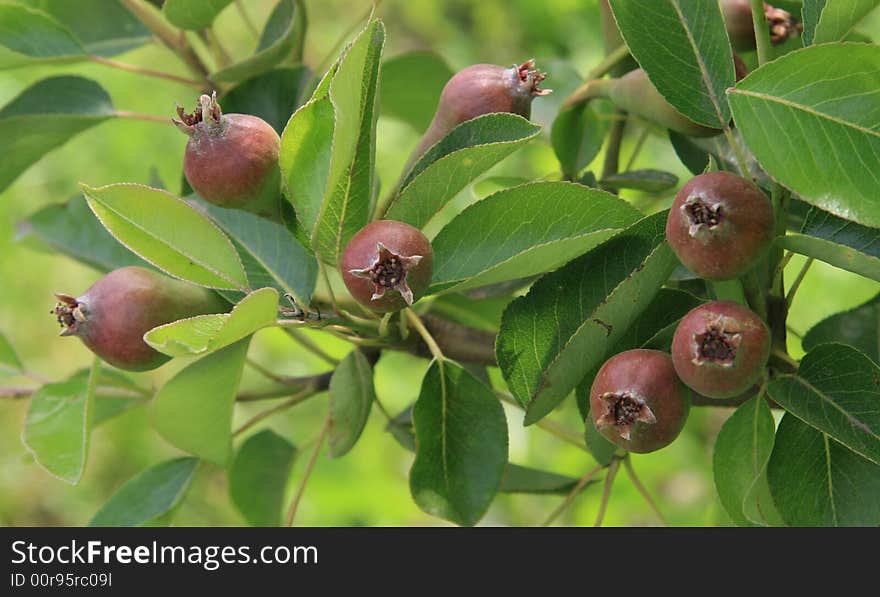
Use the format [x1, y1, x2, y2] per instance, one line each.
[1, 0, 878, 526]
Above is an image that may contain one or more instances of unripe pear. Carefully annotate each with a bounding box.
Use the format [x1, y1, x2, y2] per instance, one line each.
[53, 267, 228, 371]
[175, 92, 281, 218]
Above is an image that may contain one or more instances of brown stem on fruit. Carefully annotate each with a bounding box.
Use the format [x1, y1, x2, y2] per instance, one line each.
[90, 55, 203, 88]
[120, 0, 213, 89]
[623, 455, 668, 526]
[286, 416, 331, 526]
[541, 463, 605, 526]
[594, 456, 621, 527]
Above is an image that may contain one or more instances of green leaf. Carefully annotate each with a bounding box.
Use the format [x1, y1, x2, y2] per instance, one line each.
[0, 76, 113, 194]
[429, 294, 512, 332]
[767, 343, 880, 465]
[803, 293, 880, 363]
[812, 0, 879, 44]
[202, 202, 318, 305]
[713, 397, 781, 526]
[600, 169, 679, 193]
[17, 194, 146, 272]
[310, 19, 385, 265]
[210, 0, 306, 83]
[728, 44, 880, 228]
[279, 96, 335, 238]
[552, 104, 607, 180]
[89, 457, 200, 527]
[802, 0, 828, 45]
[768, 414, 880, 526]
[82, 183, 248, 290]
[145, 287, 278, 357]
[222, 66, 312, 134]
[499, 463, 589, 495]
[497, 212, 679, 425]
[0, 3, 85, 68]
[608, 0, 735, 128]
[229, 429, 296, 526]
[778, 206, 880, 282]
[23, 0, 150, 57]
[380, 51, 453, 132]
[22, 361, 100, 484]
[163, 0, 234, 30]
[430, 182, 642, 294]
[152, 340, 250, 466]
[410, 361, 508, 526]
[0, 330, 23, 374]
[328, 350, 375, 457]
[385, 114, 542, 229]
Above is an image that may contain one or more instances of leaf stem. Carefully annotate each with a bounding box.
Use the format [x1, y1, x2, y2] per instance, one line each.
[282, 327, 341, 366]
[235, 0, 259, 37]
[594, 456, 621, 527]
[114, 110, 172, 124]
[785, 257, 814, 308]
[494, 390, 588, 452]
[541, 464, 604, 526]
[285, 416, 331, 526]
[233, 385, 318, 436]
[623, 455, 668, 526]
[404, 309, 445, 363]
[89, 55, 203, 87]
[562, 44, 631, 108]
[623, 126, 649, 171]
[749, 0, 773, 66]
[601, 112, 627, 183]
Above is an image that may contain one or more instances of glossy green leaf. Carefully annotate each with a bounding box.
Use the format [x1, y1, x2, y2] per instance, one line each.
[82, 183, 248, 290]
[778, 206, 880, 282]
[311, 19, 385, 265]
[430, 182, 642, 294]
[89, 457, 200, 527]
[210, 0, 306, 83]
[0, 330, 23, 374]
[497, 212, 679, 425]
[600, 169, 679, 193]
[0, 3, 85, 68]
[0, 76, 113, 193]
[802, 0, 828, 45]
[768, 414, 880, 526]
[17, 194, 146, 272]
[728, 44, 880, 227]
[24, 0, 150, 56]
[608, 0, 735, 128]
[22, 361, 99, 484]
[713, 397, 782, 526]
[385, 114, 542, 229]
[145, 287, 278, 357]
[152, 340, 250, 466]
[499, 463, 589, 495]
[229, 429, 296, 526]
[222, 66, 312, 134]
[410, 361, 508, 526]
[767, 343, 880, 464]
[328, 350, 375, 457]
[812, 0, 879, 44]
[279, 96, 335, 237]
[803, 292, 879, 363]
[163, 0, 233, 30]
[552, 104, 607, 180]
[203, 202, 317, 305]
[380, 51, 453, 132]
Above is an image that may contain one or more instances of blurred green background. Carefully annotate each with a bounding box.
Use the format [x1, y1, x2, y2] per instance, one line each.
[1, 0, 878, 527]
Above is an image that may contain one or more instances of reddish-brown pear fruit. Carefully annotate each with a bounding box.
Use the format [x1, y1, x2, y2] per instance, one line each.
[666, 171, 774, 280]
[590, 349, 691, 454]
[175, 92, 281, 218]
[721, 0, 802, 51]
[671, 301, 770, 399]
[53, 267, 228, 371]
[341, 220, 433, 313]
[412, 60, 551, 160]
